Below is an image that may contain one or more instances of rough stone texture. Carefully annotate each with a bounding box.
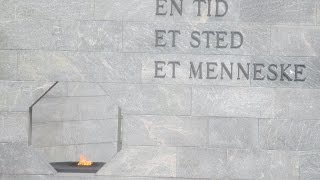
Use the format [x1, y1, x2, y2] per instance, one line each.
[192, 86, 276, 118]
[239, 0, 317, 25]
[176, 147, 227, 179]
[98, 146, 177, 177]
[0, 20, 121, 51]
[192, 86, 320, 120]
[100, 83, 191, 115]
[271, 26, 320, 56]
[32, 119, 117, 147]
[2, 0, 94, 20]
[300, 152, 320, 180]
[227, 149, 300, 179]
[0, 112, 28, 143]
[123, 115, 207, 146]
[259, 119, 320, 151]
[0, 143, 55, 175]
[0, 81, 55, 112]
[33, 96, 117, 122]
[17, 51, 140, 82]
[0, 50, 17, 80]
[208, 117, 258, 149]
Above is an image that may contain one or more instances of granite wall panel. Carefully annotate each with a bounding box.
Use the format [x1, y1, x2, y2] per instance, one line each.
[271, 26, 320, 56]
[123, 115, 207, 147]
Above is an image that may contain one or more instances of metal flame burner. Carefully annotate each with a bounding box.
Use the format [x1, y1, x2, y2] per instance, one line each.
[50, 162, 105, 173]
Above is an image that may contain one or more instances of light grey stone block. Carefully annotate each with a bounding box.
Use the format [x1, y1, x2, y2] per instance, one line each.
[33, 96, 117, 122]
[208, 117, 258, 149]
[34, 143, 117, 162]
[99, 83, 192, 115]
[0, 143, 55, 175]
[123, 22, 270, 56]
[239, 0, 317, 25]
[250, 56, 320, 88]
[0, 112, 28, 143]
[17, 51, 140, 82]
[174, 0, 240, 23]
[259, 119, 320, 151]
[123, 115, 207, 147]
[227, 149, 299, 179]
[77, 21, 121, 51]
[275, 88, 320, 120]
[66, 83, 106, 96]
[0, 50, 17, 80]
[14, 0, 94, 20]
[318, 3, 320, 25]
[0, 20, 78, 50]
[300, 152, 320, 180]
[192, 86, 276, 118]
[0, 0, 15, 21]
[32, 119, 118, 147]
[176, 147, 227, 179]
[141, 53, 252, 86]
[0, 81, 55, 112]
[271, 26, 320, 56]
[0, 20, 121, 51]
[97, 146, 176, 177]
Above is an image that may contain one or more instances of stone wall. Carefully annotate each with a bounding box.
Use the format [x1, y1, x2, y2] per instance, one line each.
[1, 0, 320, 179]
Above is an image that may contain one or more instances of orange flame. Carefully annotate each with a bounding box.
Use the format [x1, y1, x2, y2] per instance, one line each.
[77, 154, 93, 166]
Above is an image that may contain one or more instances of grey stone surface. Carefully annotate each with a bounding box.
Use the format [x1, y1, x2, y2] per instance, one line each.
[0, 112, 28, 143]
[34, 143, 117, 162]
[239, 0, 317, 25]
[33, 96, 117, 122]
[0, 81, 55, 112]
[123, 22, 270, 55]
[250, 56, 320, 88]
[0, 50, 17, 80]
[0, 20, 121, 51]
[0, 143, 55, 175]
[100, 83, 191, 115]
[176, 147, 227, 179]
[98, 146, 176, 177]
[275, 88, 320, 120]
[14, 0, 94, 20]
[318, 3, 320, 25]
[227, 149, 299, 179]
[32, 119, 117, 147]
[192, 86, 276, 118]
[271, 25, 320, 56]
[208, 117, 258, 149]
[123, 115, 207, 147]
[300, 152, 320, 180]
[17, 51, 140, 82]
[259, 119, 320, 151]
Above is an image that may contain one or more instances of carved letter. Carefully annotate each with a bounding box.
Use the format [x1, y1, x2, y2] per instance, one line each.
[231, 31, 243, 49]
[168, 61, 181, 78]
[155, 61, 166, 78]
[216, 0, 228, 17]
[294, 64, 306, 82]
[253, 63, 265, 80]
[190, 62, 203, 79]
[193, 0, 206, 16]
[170, 0, 183, 16]
[190, 31, 201, 48]
[156, 0, 167, 15]
[155, 30, 167, 47]
[280, 64, 293, 81]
